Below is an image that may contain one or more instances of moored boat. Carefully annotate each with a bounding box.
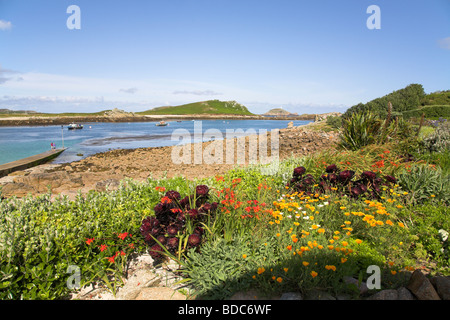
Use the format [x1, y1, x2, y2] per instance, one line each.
[156, 121, 168, 126]
[68, 123, 84, 130]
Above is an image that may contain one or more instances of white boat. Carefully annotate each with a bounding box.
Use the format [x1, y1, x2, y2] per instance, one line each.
[156, 121, 168, 127]
[68, 123, 84, 130]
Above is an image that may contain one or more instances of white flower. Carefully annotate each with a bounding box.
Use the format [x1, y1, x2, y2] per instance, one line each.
[303, 216, 310, 220]
[323, 202, 329, 205]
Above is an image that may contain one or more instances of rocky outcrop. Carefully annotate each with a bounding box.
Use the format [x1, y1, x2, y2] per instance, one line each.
[314, 112, 342, 122]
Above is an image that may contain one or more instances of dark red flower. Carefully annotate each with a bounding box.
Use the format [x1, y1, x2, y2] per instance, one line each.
[167, 224, 178, 236]
[293, 166, 306, 177]
[187, 209, 199, 219]
[325, 164, 338, 173]
[338, 170, 355, 183]
[156, 235, 167, 245]
[188, 233, 202, 247]
[165, 190, 181, 200]
[167, 237, 179, 250]
[384, 175, 397, 183]
[148, 244, 164, 259]
[195, 185, 209, 196]
[361, 171, 377, 181]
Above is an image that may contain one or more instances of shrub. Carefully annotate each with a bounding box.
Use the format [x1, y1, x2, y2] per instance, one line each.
[397, 165, 450, 205]
[420, 120, 450, 153]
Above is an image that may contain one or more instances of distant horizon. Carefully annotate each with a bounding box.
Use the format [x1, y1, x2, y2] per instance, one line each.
[1, 1, 449, 115]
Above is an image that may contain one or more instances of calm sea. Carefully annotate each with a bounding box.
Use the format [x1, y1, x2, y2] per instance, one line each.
[0, 119, 312, 165]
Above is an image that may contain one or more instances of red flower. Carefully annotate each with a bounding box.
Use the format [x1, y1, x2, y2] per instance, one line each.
[161, 196, 172, 204]
[86, 238, 95, 245]
[118, 232, 129, 240]
[99, 244, 108, 252]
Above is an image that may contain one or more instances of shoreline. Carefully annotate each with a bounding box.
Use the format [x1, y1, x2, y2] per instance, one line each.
[0, 121, 338, 199]
[0, 114, 316, 126]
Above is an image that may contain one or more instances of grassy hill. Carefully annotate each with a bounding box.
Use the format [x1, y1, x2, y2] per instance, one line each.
[137, 100, 254, 116]
[343, 84, 450, 119]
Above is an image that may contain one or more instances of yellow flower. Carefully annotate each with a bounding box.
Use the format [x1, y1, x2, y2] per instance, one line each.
[242, 254, 247, 259]
[317, 228, 325, 233]
[317, 245, 324, 249]
[311, 224, 319, 230]
[355, 239, 362, 244]
[340, 206, 346, 210]
[430, 195, 435, 198]
[276, 233, 281, 237]
[398, 222, 405, 228]
[310, 271, 318, 278]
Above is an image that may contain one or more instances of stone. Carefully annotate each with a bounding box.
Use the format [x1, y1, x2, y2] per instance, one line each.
[366, 289, 398, 300]
[407, 270, 441, 300]
[135, 287, 186, 300]
[95, 179, 120, 191]
[343, 276, 368, 296]
[304, 289, 336, 300]
[430, 276, 450, 300]
[279, 292, 303, 300]
[397, 287, 415, 300]
[229, 289, 261, 300]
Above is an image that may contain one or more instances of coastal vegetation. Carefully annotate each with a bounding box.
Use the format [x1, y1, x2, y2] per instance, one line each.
[0, 87, 449, 300]
[343, 84, 450, 120]
[1, 122, 448, 299]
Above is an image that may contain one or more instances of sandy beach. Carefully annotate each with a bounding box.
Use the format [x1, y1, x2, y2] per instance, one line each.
[0, 121, 338, 199]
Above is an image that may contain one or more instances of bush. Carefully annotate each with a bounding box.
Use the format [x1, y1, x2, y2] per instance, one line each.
[397, 165, 450, 205]
[420, 120, 450, 153]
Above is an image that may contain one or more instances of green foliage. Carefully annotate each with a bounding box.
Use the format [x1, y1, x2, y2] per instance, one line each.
[397, 165, 450, 205]
[337, 111, 382, 150]
[406, 204, 450, 268]
[420, 90, 450, 106]
[343, 84, 426, 118]
[403, 105, 450, 119]
[326, 115, 343, 129]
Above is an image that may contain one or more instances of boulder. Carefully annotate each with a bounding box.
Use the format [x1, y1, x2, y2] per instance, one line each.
[430, 276, 450, 300]
[407, 270, 441, 300]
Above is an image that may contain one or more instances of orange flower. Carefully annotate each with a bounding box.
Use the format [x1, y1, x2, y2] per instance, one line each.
[286, 245, 293, 251]
[85, 238, 95, 245]
[276, 277, 283, 283]
[310, 271, 318, 278]
[355, 239, 362, 244]
[302, 261, 310, 267]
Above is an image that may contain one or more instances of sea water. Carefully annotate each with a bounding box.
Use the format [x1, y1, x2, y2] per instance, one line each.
[0, 119, 312, 165]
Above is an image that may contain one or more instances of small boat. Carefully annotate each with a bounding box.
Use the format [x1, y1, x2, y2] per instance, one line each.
[68, 123, 84, 130]
[156, 121, 168, 127]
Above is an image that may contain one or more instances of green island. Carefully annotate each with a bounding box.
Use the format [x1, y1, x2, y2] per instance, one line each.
[0, 84, 449, 300]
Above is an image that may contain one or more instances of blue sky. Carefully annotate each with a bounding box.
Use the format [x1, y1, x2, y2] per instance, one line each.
[0, 0, 449, 114]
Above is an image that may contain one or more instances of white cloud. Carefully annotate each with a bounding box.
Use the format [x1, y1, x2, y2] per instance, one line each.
[0, 20, 12, 30]
[438, 37, 450, 50]
[119, 87, 138, 94]
[172, 90, 222, 96]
